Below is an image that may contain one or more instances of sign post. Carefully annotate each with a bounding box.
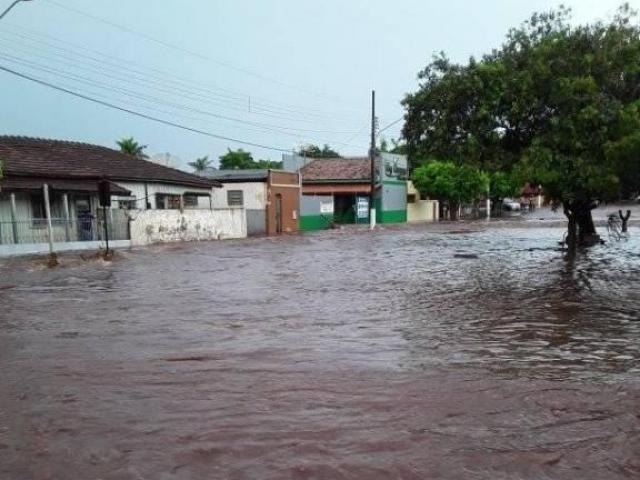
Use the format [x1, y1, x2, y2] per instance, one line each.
[98, 179, 111, 256]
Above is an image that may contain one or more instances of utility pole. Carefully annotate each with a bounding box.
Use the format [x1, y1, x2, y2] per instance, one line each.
[0, 0, 33, 21]
[369, 90, 377, 230]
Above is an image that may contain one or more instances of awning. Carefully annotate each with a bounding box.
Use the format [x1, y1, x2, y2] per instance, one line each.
[0, 177, 130, 195]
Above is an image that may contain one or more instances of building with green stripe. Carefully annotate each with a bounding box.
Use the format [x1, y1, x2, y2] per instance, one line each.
[282, 153, 408, 231]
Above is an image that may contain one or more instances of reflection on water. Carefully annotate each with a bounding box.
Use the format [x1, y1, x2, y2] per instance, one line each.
[400, 228, 640, 381]
[1, 225, 639, 479]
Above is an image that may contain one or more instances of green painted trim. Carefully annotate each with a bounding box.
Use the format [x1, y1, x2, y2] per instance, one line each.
[300, 214, 333, 231]
[378, 209, 407, 224]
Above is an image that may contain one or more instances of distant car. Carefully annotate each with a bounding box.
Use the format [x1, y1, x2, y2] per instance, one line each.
[502, 198, 521, 211]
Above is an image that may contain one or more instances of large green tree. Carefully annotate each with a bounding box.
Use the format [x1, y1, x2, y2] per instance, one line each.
[411, 160, 488, 220]
[403, 5, 640, 247]
[218, 148, 282, 170]
[116, 137, 148, 159]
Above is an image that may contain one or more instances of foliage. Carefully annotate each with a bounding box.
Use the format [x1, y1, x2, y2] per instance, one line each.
[297, 144, 340, 158]
[116, 137, 148, 159]
[411, 160, 488, 213]
[379, 137, 407, 155]
[218, 148, 282, 170]
[188, 156, 212, 172]
[402, 5, 640, 244]
[489, 171, 519, 200]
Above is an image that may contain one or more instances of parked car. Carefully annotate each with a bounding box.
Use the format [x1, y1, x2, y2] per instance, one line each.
[502, 198, 521, 211]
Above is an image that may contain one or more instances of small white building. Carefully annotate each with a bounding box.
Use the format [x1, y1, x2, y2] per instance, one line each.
[0, 136, 246, 256]
[203, 169, 301, 236]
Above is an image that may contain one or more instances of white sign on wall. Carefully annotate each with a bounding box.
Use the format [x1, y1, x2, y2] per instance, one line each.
[356, 197, 369, 218]
[320, 200, 334, 214]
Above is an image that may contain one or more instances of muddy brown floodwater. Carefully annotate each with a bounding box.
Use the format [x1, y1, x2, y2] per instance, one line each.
[1, 224, 639, 479]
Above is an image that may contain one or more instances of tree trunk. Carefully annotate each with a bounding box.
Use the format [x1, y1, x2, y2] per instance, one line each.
[619, 210, 631, 233]
[563, 201, 599, 249]
[450, 201, 459, 221]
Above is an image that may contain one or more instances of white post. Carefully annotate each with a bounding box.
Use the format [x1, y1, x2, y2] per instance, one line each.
[43, 184, 56, 260]
[62, 193, 70, 241]
[486, 184, 491, 221]
[9, 192, 18, 243]
[369, 198, 376, 230]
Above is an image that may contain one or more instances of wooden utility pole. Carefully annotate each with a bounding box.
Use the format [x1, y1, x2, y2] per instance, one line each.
[369, 90, 376, 230]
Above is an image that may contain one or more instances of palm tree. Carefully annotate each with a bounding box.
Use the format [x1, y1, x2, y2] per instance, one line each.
[117, 137, 148, 159]
[188, 156, 212, 173]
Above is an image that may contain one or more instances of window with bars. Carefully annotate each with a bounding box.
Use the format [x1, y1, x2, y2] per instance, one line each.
[227, 190, 244, 207]
[183, 194, 199, 208]
[156, 193, 181, 210]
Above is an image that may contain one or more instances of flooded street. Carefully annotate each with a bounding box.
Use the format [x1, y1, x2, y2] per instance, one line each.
[1, 224, 639, 479]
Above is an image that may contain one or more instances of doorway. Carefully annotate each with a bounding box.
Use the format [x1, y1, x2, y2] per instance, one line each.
[275, 193, 283, 234]
[333, 194, 356, 224]
[75, 196, 94, 241]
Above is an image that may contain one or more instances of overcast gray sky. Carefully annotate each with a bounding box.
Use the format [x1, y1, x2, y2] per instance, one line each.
[1, 0, 637, 169]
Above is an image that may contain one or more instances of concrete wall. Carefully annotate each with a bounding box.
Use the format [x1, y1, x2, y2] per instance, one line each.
[128, 208, 246, 246]
[300, 194, 334, 231]
[378, 181, 407, 223]
[407, 181, 439, 222]
[210, 182, 266, 210]
[246, 210, 266, 236]
[210, 182, 266, 235]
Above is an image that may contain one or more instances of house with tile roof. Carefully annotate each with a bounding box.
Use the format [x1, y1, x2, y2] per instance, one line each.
[282, 153, 409, 231]
[0, 136, 233, 255]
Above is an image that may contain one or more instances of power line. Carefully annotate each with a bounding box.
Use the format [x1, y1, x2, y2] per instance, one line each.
[0, 24, 359, 123]
[0, 64, 296, 153]
[0, 53, 368, 150]
[0, 49, 367, 147]
[0, 44, 360, 138]
[41, 0, 366, 109]
[378, 116, 404, 134]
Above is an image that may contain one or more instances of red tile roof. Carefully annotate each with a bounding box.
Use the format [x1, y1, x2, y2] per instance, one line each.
[0, 136, 219, 189]
[300, 157, 371, 183]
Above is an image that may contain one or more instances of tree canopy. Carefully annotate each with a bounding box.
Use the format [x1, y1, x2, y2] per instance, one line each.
[297, 144, 340, 158]
[402, 5, 640, 246]
[411, 160, 488, 219]
[218, 148, 282, 170]
[188, 156, 212, 172]
[117, 137, 148, 160]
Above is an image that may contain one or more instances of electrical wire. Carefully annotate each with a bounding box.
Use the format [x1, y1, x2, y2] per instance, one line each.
[0, 64, 296, 153]
[0, 25, 359, 124]
[378, 116, 404, 134]
[0, 50, 368, 148]
[41, 0, 367, 109]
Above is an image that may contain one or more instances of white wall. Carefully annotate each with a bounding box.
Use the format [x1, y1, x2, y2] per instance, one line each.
[210, 182, 266, 210]
[406, 181, 439, 222]
[113, 181, 211, 210]
[128, 208, 246, 246]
